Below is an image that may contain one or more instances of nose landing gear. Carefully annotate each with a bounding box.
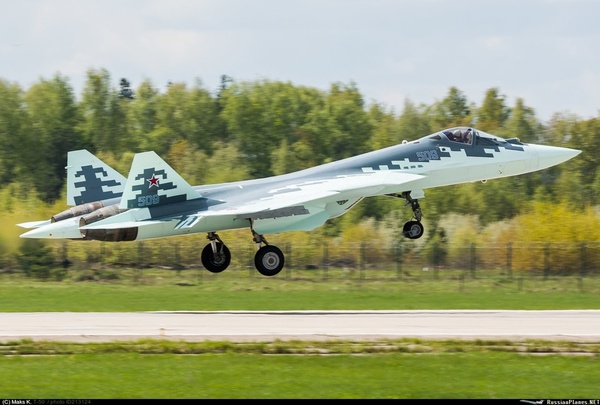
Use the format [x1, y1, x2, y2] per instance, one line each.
[388, 191, 425, 239]
[402, 192, 424, 239]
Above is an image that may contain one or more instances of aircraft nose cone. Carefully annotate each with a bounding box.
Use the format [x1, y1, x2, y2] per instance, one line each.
[536, 145, 581, 170]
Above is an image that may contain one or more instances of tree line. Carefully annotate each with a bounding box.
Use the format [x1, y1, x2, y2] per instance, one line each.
[1, 67, 599, 259]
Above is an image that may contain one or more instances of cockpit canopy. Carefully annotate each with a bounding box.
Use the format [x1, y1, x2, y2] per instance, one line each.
[443, 127, 474, 144]
[428, 126, 518, 146]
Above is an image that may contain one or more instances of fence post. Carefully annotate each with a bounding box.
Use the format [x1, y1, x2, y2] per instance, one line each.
[544, 243, 550, 280]
[433, 240, 439, 280]
[194, 237, 203, 283]
[61, 241, 69, 277]
[579, 242, 587, 278]
[286, 242, 291, 280]
[579, 242, 586, 293]
[506, 242, 513, 279]
[396, 243, 403, 280]
[470, 242, 476, 279]
[197, 257, 203, 284]
[135, 242, 143, 284]
[360, 242, 366, 281]
[249, 245, 254, 278]
[322, 241, 329, 281]
[174, 242, 181, 276]
[518, 276, 523, 291]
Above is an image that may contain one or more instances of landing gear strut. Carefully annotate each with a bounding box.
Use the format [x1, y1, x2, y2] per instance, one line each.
[394, 191, 424, 239]
[402, 192, 424, 239]
[201, 232, 231, 273]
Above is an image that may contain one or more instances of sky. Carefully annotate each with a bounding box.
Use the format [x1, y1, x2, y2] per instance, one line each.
[1, 0, 599, 123]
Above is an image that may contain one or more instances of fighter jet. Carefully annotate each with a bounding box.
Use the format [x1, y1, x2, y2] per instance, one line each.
[19, 126, 581, 276]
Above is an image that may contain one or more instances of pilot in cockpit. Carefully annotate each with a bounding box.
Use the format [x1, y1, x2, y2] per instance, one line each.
[451, 128, 473, 144]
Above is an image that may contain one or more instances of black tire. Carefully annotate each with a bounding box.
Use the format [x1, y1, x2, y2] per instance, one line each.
[201, 242, 231, 273]
[254, 245, 285, 276]
[403, 220, 424, 239]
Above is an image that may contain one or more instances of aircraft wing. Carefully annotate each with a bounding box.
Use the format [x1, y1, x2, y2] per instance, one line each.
[80, 170, 426, 232]
[203, 171, 426, 217]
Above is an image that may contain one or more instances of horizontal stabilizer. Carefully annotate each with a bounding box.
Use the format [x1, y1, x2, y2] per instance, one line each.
[17, 220, 52, 229]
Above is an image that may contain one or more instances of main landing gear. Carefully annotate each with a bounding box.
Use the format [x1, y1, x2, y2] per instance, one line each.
[389, 191, 424, 240]
[201, 232, 231, 273]
[251, 230, 285, 277]
[200, 227, 285, 277]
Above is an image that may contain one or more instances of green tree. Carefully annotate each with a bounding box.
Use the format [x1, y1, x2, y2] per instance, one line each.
[563, 116, 600, 206]
[476, 87, 510, 132]
[128, 79, 159, 152]
[535, 114, 588, 204]
[501, 98, 541, 142]
[221, 80, 323, 178]
[144, 82, 189, 154]
[79, 68, 121, 152]
[271, 138, 301, 175]
[23, 74, 82, 202]
[429, 86, 472, 128]
[322, 82, 373, 160]
[118, 78, 135, 100]
[143, 79, 220, 155]
[17, 239, 56, 279]
[203, 141, 251, 184]
[396, 99, 431, 142]
[165, 140, 209, 185]
[186, 81, 222, 154]
[367, 103, 399, 150]
[0, 80, 28, 186]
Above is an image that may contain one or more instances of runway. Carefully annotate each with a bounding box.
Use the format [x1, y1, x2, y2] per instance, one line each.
[1, 310, 599, 342]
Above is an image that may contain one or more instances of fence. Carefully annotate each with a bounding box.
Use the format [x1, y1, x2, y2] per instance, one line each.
[8, 236, 600, 281]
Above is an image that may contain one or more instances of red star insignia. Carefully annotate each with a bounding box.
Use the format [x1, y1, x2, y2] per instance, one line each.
[147, 174, 160, 188]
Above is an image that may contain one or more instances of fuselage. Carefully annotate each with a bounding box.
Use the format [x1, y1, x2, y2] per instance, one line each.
[131, 127, 579, 239]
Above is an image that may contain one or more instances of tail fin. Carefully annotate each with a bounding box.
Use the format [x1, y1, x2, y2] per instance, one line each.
[119, 151, 200, 210]
[67, 150, 127, 205]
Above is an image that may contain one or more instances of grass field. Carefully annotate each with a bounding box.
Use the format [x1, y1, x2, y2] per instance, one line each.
[1, 267, 599, 311]
[0, 268, 598, 398]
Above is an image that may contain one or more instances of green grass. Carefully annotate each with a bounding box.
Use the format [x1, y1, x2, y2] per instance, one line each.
[1, 338, 599, 398]
[1, 268, 598, 398]
[0, 267, 598, 311]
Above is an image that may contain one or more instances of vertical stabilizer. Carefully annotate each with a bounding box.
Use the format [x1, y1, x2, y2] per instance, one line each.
[119, 151, 200, 210]
[66, 150, 126, 205]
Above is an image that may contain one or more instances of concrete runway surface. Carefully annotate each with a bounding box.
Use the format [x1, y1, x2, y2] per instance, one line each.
[1, 310, 599, 342]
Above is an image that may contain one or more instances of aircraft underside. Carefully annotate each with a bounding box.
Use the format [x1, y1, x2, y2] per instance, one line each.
[197, 191, 425, 276]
